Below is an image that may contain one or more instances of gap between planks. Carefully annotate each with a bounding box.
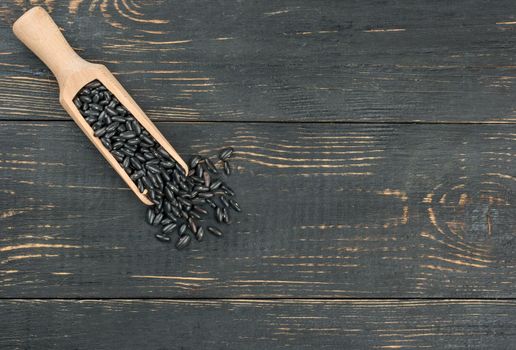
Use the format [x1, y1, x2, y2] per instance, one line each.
[1, 297, 515, 301]
[1, 118, 516, 125]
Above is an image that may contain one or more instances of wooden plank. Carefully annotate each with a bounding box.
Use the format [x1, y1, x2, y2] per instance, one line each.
[1, 0, 516, 122]
[0, 121, 514, 298]
[1, 299, 515, 349]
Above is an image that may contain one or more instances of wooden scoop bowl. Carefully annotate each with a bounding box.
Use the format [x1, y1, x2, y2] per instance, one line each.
[13, 7, 189, 206]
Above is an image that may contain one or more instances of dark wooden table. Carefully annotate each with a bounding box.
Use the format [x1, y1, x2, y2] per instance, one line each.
[1, 1, 515, 349]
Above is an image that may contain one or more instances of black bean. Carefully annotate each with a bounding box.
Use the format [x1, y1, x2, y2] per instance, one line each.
[120, 131, 136, 139]
[191, 198, 206, 205]
[162, 223, 177, 234]
[83, 110, 100, 118]
[94, 127, 106, 137]
[179, 223, 187, 236]
[92, 94, 100, 104]
[132, 121, 141, 135]
[160, 161, 175, 169]
[189, 155, 201, 168]
[113, 142, 124, 150]
[167, 183, 179, 194]
[216, 207, 223, 223]
[73, 97, 82, 109]
[224, 161, 231, 176]
[130, 170, 145, 181]
[164, 186, 175, 201]
[222, 208, 230, 223]
[85, 116, 97, 125]
[195, 226, 204, 241]
[135, 153, 146, 163]
[160, 218, 173, 226]
[189, 211, 201, 219]
[120, 147, 135, 157]
[171, 206, 181, 218]
[160, 169, 171, 182]
[203, 171, 211, 187]
[101, 137, 112, 150]
[175, 163, 186, 176]
[112, 115, 126, 123]
[188, 217, 197, 233]
[205, 158, 218, 174]
[207, 226, 223, 237]
[140, 134, 154, 145]
[177, 196, 192, 207]
[116, 106, 127, 115]
[222, 184, 235, 196]
[105, 121, 120, 133]
[157, 147, 171, 159]
[152, 212, 164, 226]
[205, 199, 217, 209]
[219, 147, 234, 160]
[155, 233, 171, 243]
[105, 106, 118, 116]
[220, 195, 229, 208]
[122, 156, 130, 169]
[209, 180, 222, 191]
[195, 164, 204, 178]
[128, 157, 142, 170]
[137, 178, 145, 192]
[143, 152, 155, 161]
[86, 81, 101, 88]
[90, 104, 103, 112]
[150, 173, 163, 189]
[111, 150, 125, 162]
[165, 211, 178, 222]
[193, 206, 208, 215]
[142, 176, 154, 190]
[146, 207, 156, 225]
[176, 234, 191, 250]
[229, 199, 241, 212]
[146, 164, 161, 174]
[79, 95, 92, 103]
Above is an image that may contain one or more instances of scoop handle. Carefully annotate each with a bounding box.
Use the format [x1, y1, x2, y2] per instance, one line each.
[13, 7, 89, 86]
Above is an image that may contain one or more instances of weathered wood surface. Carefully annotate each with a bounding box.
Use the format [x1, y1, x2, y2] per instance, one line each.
[1, 1, 515, 348]
[1, 299, 515, 349]
[0, 122, 514, 298]
[1, 0, 516, 122]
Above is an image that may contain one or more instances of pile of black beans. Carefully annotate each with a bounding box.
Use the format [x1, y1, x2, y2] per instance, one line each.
[73, 80, 240, 250]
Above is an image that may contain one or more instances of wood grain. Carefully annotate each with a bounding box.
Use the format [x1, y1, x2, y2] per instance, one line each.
[1, 0, 516, 122]
[0, 121, 514, 298]
[1, 299, 515, 349]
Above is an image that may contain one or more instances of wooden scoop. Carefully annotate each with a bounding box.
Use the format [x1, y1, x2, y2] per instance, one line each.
[13, 7, 189, 206]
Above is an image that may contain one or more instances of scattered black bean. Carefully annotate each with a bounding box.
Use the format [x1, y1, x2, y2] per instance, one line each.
[162, 223, 177, 234]
[207, 226, 223, 237]
[219, 147, 234, 160]
[195, 226, 204, 241]
[146, 208, 156, 225]
[229, 199, 241, 212]
[155, 233, 171, 243]
[176, 234, 191, 250]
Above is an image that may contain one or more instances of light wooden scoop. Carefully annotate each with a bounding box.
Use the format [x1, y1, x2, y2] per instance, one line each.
[13, 6, 189, 206]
